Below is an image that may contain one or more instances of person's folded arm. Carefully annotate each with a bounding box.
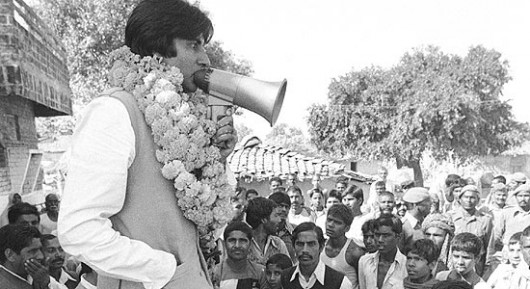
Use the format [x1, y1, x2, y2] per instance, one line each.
[58, 97, 176, 289]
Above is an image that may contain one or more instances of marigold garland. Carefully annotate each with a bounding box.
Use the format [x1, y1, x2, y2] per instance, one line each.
[108, 46, 235, 251]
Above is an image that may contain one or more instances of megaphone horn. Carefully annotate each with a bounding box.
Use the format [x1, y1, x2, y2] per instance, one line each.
[194, 68, 287, 126]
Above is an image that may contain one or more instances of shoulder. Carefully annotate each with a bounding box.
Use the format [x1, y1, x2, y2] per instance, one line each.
[435, 270, 450, 281]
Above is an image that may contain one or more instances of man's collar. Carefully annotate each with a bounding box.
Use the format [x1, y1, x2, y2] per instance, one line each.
[290, 260, 326, 285]
[404, 212, 419, 228]
[371, 249, 406, 265]
[59, 268, 77, 283]
[0, 264, 30, 284]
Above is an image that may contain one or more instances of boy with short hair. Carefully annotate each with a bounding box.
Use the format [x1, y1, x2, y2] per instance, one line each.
[404, 239, 440, 289]
[435, 233, 489, 289]
[265, 253, 292, 289]
[487, 232, 524, 288]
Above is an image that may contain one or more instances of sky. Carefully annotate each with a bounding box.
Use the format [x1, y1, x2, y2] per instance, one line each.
[199, 0, 530, 138]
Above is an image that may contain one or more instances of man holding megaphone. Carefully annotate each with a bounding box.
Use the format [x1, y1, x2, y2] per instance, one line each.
[57, 1, 249, 289]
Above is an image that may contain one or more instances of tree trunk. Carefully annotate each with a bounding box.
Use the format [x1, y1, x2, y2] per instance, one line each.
[410, 159, 424, 187]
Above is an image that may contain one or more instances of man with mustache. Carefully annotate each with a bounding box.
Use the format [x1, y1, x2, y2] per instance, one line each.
[40, 194, 60, 235]
[41, 235, 78, 289]
[281, 222, 352, 289]
[287, 186, 316, 227]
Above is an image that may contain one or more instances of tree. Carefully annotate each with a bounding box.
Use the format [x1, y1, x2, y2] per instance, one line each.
[264, 123, 315, 155]
[32, 0, 253, 139]
[308, 46, 529, 186]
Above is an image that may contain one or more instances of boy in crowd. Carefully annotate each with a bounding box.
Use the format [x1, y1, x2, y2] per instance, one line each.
[268, 192, 296, 260]
[435, 232, 489, 289]
[265, 253, 292, 289]
[315, 189, 342, 236]
[361, 219, 378, 254]
[404, 239, 440, 289]
[487, 232, 523, 288]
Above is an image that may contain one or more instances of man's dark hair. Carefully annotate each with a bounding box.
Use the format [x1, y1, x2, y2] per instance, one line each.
[8, 202, 40, 224]
[509, 232, 523, 246]
[266, 253, 293, 270]
[326, 189, 342, 202]
[336, 176, 349, 186]
[246, 197, 277, 229]
[309, 188, 323, 199]
[327, 204, 353, 226]
[374, 180, 386, 187]
[521, 225, 530, 240]
[272, 187, 286, 194]
[493, 175, 507, 184]
[286, 185, 302, 196]
[270, 176, 282, 185]
[125, 0, 214, 58]
[445, 174, 462, 187]
[451, 232, 482, 257]
[432, 280, 472, 289]
[361, 218, 377, 235]
[406, 239, 438, 264]
[342, 185, 364, 205]
[378, 191, 395, 199]
[292, 222, 325, 248]
[374, 215, 403, 235]
[223, 221, 253, 241]
[0, 224, 41, 264]
[245, 189, 259, 199]
[269, 192, 291, 207]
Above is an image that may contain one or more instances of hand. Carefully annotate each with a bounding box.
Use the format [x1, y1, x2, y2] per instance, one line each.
[25, 259, 50, 289]
[214, 112, 238, 163]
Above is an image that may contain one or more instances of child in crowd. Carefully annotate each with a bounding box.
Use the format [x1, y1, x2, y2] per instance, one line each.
[487, 232, 523, 288]
[265, 253, 293, 289]
[435, 232, 489, 289]
[404, 239, 440, 289]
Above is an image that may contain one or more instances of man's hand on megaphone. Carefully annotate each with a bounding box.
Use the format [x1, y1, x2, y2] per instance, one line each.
[214, 114, 238, 163]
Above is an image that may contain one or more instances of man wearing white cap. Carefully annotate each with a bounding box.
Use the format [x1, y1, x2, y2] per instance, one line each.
[447, 185, 492, 275]
[401, 187, 432, 252]
[506, 172, 527, 206]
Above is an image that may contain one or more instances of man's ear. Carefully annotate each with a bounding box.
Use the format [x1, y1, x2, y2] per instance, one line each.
[5, 248, 18, 262]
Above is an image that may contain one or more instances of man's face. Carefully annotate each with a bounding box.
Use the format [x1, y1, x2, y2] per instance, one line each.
[342, 193, 360, 211]
[416, 199, 432, 217]
[264, 208, 282, 235]
[270, 180, 282, 192]
[163, 36, 210, 93]
[275, 202, 290, 221]
[378, 169, 388, 181]
[375, 184, 386, 195]
[287, 190, 303, 212]
[516, 191, 530, 211]
[225, 230, 250, 261]
[45, 195, 60, 212]
[246, 192, 258, 201]
[42, 238, 65, 270]
[326, 197, 341, 210]
[310, 193, 323, 208]
[13, 194, 22, 205]
[325, 214, 349, 239]
[507, 242, 522, 266]
[9, 238, 45, 277]
[493, 190, 508, 207]
[375, 225, 399, 254]
[287, 175, 296, 187]
[521, 236, 530, 266]
[231, 199, 245, 220]
[460, 191, 479, 210]
[336, 182, 347, 192]
[311, 175, 321, 187]
[363, 231, 378, 253]
[265, 264, 283, 289]
[424, 227, 447, 250]
[406, 252, 432, 283]
[15, 214, 40, 229]
[294, 231, 322, 267]
[378, 195, 395, 215]
[451, 250, 476, 275]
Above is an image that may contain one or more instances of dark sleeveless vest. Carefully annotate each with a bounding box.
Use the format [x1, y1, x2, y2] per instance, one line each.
[281, 264, 345, 289]
[97, 88, 212, 289]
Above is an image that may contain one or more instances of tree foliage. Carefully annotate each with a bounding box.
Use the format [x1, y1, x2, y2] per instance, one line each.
[264, 123, 315, 155]
[308, 46, 529, 185]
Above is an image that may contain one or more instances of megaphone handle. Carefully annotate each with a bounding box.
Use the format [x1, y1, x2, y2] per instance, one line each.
[208, 105, 233, 122]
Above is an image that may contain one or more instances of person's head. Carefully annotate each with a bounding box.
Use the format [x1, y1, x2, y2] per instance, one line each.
[429, 193, 440, 213]
[45, 194, 60, 213]
[246, 197, 280, 235]
[268, 192, 291, 222]
[41, 234, 65, 271]
[311, 173, 322, 188]
[9, 193, 22, 205]
[125, 0, 213, 92]
[464, 177, 476, 186]
[403, 188, 432, 218]
[432, 280, 472, 289]
[335, 176, 349, 192]
[269, 177, 283, 192]
[458, 185, 480, 211]
[292, 222, 325, 268]
[245, 189, 259, 201]
[492, 175, 506, 185]
[223, 221, 253, 261]
[509, 172, 527, 190]
[341, 185, 363, 212]
[521, 226, 530, 266]
[361, 219, 378, 253]
[396, 201, 407, 217]
[406, 239, 438, 283]
[378, 191, 396, 215]
[0, 224, 43, 278]
[309, 188, 324, 209]
[286, 186, 303, 213]
[374, 215, 402, 254]
[8, 202, 40, 229]
[445, 174, 462, 188]
[514, 184, 530, 211]
[507, 232, 522, 266]
[374, 180, 386, 195]
[325, 189, 342, 209]
[449, 178, 466, 200]
[265, 254, 293, 289]
[326, 204, 353, 239]
[230, 195, 245, 222]
[422, 213, 455, 252]
[450, 232, 482, 275]
[287, 173, 297, 187]
[377, 166, 388, 181]
[490, 183, 508, 207]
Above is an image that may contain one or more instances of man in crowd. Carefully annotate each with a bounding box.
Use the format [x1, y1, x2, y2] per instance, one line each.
[0, 193, 22, 227]
[270, 177, 283, 194]
[422, 213, 455, 274]
[320, 204, 362, 287]
[361, 219, 378, 254]
[40, 194, 60, 234]
[268, 192, 295, 260]
[515, 225, 530, 289]
[287, 173, 297, 188]
[213, 221, 266, 288]
[281, 222, 353, 289]
[335, 176, 349, 193]
[8, 202, 40, 229]
[378, 191, 397, 216]
[402, 187, 432, 252]
[358, 215, 408, 289]
[481, 183, 508, 220]
[404, 239, 440, 289]
[315, 189, 342, 236]
[246, 197, 290, 265]
[41, 234, 78, 289]
[344, 185, 373, 249]
[287, 186, 316, 227]
[366, 181, 387, 213]
[0, 224, 66, 289]
[58, 1, 237, 288]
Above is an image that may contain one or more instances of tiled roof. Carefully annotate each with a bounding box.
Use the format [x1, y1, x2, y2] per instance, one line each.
[227, 136, 371, 182]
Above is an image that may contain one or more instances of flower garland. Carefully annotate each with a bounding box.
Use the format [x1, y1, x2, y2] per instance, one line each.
[107, 46, 235, 251]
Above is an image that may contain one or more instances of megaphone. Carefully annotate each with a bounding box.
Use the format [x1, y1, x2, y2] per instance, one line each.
[194, 68, 287, 126]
